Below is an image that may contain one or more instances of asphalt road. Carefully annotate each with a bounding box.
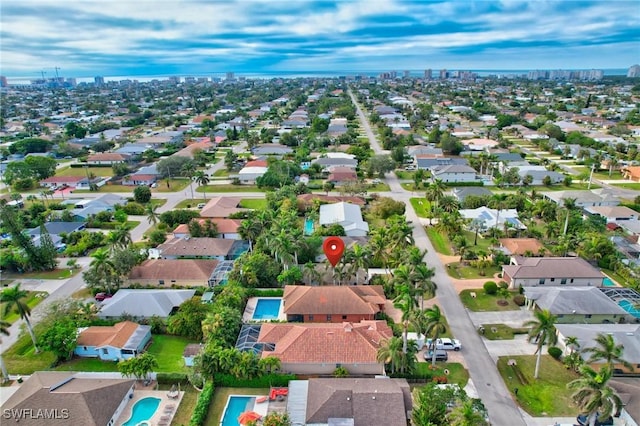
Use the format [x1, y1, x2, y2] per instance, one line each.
[349, 89, 527, 426]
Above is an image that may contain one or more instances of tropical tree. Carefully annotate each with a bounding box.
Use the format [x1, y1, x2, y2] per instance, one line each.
[0, 320, 10, 382]
[439, 195, 459, 214]
[181, 162, 196, 199]
[425, 179, 446, 216]
[0, 284, 38, 352]
[194, 171, 210, 200]
[582, 333, 634, 372]
[376, 336, 416, 375]
[85, 248, 119, 294]
[302, 262, 321, 286]
[447, 399, 489, 426]
[567, 364, 622, 426]
[565, 336, 581, 355]
[145, 203, 159, 226]
[562, 197, 578, 236]
[524, 309, 558, 379]
[393, 284, 418, 354]
[412, 264, 437, 310]
[424, 305, 447, 366]
[107, 224, 132, 251]
[118, 352, 158, 381]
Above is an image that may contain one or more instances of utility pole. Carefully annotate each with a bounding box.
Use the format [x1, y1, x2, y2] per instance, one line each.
[54, 67, 61, 79]
[40, 71, 47, 81]
[587, 163, 595, 190]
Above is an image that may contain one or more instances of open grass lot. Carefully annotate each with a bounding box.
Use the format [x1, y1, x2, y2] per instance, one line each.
[163, 383, 199, 426]
[4, 268, 80, 280]
[212, 169, 230, 177]
[414, 362, 469, 387]
[446, 262, 501, 280]
[425, 226, 451, 255]
[1, 291, 48, 323]
[497, 355, 579, 416]
[3, 328, 57, 374]
[239, 198, 267, 209]
[481, 323, 529, 340]
[205, 387, 269, 426]
[154, 178, 191, 193]
[175, 198, 207, 208]
[74, 185, 132, 193]
[198, 184, 264, 193]
[56, 166, 114, 177]
[459, 289, 521, 312]
[146, 334, 194, 373]
[409, 198, 431, 218]
[368, 182, 391, 192]
[611, 182, 640, 190]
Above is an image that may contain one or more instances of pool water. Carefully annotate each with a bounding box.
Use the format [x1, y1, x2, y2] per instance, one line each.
[304, 219, 314, 235]
[122, 397, 161, 426]
[618, 300, 640, 319]
[253, 299, 282, 320]
[603, 277, 616, 287]
[221, 396, 255, 426]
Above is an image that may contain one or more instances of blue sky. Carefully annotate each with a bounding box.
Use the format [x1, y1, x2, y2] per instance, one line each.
[1, 0, 639, 78]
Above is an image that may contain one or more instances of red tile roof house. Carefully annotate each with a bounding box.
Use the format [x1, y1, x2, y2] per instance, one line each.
[199, 196, 247, 218]
[40, 175, 89, 189]
[74, 321, 151, 361]
[502, 257, 605, 289]
[257, 320, 392, 375]
[327, 167, 358, 185]
[283, 285, 386, 323]
[128, 259, 218, 287]
[86, 152, 131, 165]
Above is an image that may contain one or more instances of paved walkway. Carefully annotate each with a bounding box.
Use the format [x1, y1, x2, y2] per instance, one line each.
[468, 309, 534, 328]
[482, 334, 538, 362]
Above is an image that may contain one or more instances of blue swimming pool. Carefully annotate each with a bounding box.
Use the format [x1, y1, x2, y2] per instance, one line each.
[304, 219, 314, 235]
[122, 397, 161, 426]
[221, 396, 255, 426]
[618, 300, 640, 319]
[253, 298, 282, 320]
[603, 277, 616, 287]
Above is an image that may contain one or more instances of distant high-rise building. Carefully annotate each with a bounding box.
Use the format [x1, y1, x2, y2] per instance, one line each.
[168, 76, 180, 84]
[66, 78, 77, 87]
[424, 69, 432, 80]
[94, 76, 104, 86]
[0, 76, 7, 87]
[628, 64, 640, 78]
[439, 69, 448, 79]
[403, 70, 410, 79]
[226, 72, 235, 80]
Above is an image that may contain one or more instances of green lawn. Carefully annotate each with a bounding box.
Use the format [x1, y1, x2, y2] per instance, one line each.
[368, 183, 391, 192]
[164, 384, 199, 426]
[481, 323, 529, 340]
[146, 334, 194, 373]
[425, 226, 451, 255]
[205, 387, 269, 426]
[497, 355, 579, 416]
[459, 289, 521, 312]
[414, 362, 469, 387]
[54, 357, 120, 372]
[175, 198, 208, 208]
[446, 262, 502, 280]
[611, 182, 640, 190]
[3, 327, 57, 374]
[409, 198, 431, 218]
[1, 291, 48, 323]
[212, 169, 230, 177]
[56, 166, 114, 177]
[4, 269, 80, 280]
[150, 198, 168, 207]
[154, 178, 191, 193]
[239, 199, 266, 209]
[197, 185, 264, 193]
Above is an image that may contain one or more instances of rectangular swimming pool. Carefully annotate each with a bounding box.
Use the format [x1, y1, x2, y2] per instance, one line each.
[221, 396, 255, 426]
[252, 298, 282, 320]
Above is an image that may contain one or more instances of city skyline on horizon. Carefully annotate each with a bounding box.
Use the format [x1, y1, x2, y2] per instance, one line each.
[1, 0, 639, 78]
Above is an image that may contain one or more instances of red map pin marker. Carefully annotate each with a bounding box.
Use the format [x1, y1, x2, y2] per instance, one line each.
[323, 236, 345, 267]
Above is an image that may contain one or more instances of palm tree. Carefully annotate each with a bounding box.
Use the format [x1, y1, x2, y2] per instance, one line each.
[582, 333, 633, 372]
[0, 320, 10, 382]
[424, 305, 447, 366]
[145, 203, 159, 226]
[376, 336, 405, 374]
[108, 224, 132, 250]
[567, 364, 622, 426]
[194, 171, 210, 200]
[347, 244, 370, 284]
[0, 284, 38, 353]
[439, 195, 459, 214]
[447, 399, 489, 426]
[89, 248, 117, 294]
[412, 264, 436, 310]
[564, 336, 581, 355]
[393, 284, 418, 354]
[181, 162, 196, 199]
[425, 179, 446, 216]
[562, 197, 577, 236]
[302, 262, 321, 286]
[524, 309, 558, 379]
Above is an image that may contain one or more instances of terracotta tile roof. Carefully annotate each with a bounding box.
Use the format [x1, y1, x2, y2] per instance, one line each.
[283, 285, 385, 315]
[499, 238, 546, 256]
[245, 160, 268, 167]
[76, 321, 140, 349]
[125, 173, 156, 181]
[87, 153, 129, 162]
[128, 259, 218, 281]
[157, 237, 234, 257]
[258, 320, 392, 364]
[199, 196, 245, 218]
[173, 218, 242, 235]
[503, 257, 604, 279]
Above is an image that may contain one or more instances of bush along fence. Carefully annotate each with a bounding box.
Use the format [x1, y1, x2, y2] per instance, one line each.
[189, 381, 214, 426]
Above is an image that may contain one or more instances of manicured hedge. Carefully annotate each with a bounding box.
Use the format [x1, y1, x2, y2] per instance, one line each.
[69, 163, 112, 168]
[189, 381, 214, 426]
[213, 373, 296, 388]
[247, 288, 284, 298]
[446, 181, 485, 187]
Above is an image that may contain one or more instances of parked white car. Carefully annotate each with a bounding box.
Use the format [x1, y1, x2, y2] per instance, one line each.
[426, 338, 461, 351]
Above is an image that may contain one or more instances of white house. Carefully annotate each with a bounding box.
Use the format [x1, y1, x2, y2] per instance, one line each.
[430, 164, 478, 183]
[319, 202, 369, 237]
[74, 321, 151, 361]
[459, 206, 526, 231]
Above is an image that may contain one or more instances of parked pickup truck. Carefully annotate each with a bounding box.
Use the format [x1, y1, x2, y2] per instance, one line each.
[426, 338, 462, 351]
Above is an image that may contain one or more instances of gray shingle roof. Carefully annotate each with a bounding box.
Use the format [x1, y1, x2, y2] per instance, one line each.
[98, 289, 195, 318]
[524, 287, 629, 315]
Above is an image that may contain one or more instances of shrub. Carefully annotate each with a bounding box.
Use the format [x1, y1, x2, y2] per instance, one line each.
[512, 294, 526, 306]
[213, 373, 296, 388]
[133, 185, 152, 204]
[333, 366, 349, 377]
[498, 281, 508, 289]
[120, 202, 146, 215]
[190, 381, 214, 426]
[548, 346, 563, 360]
[483, 281, 498, 295]
[156, 372, 188, 384]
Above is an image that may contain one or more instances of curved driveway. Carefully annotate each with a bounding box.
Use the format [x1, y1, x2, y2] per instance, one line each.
[349, 90, 526, 426]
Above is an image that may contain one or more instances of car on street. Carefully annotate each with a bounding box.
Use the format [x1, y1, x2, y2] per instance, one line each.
[426, 338, 462, 351]
[94, 292, 112, 302]
[424, 349, 448, 362]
